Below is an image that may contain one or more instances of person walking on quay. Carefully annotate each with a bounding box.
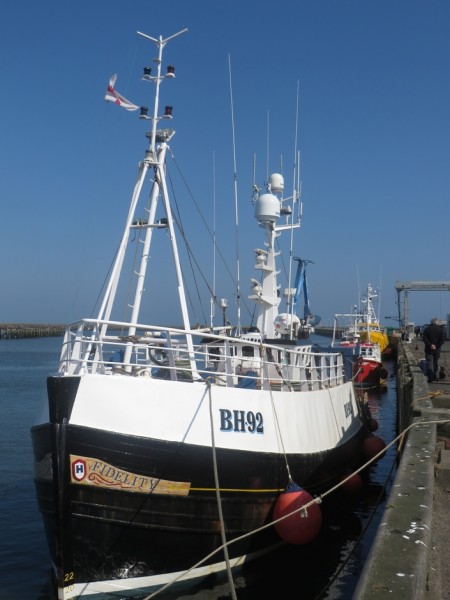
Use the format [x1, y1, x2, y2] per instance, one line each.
[422, 317, 446, 382]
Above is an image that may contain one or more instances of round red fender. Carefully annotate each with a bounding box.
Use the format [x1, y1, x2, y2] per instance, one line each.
[340, 472, 363, 496]
[368, 418, 379, 432]
[273, 482, 322, 545]
[363, 434, 386, 462]
[380, 367, 388, 380]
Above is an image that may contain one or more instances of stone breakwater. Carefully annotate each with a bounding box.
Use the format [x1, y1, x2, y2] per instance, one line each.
[0, 323, 65, 339]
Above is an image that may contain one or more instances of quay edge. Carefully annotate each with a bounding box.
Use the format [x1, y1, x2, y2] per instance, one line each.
[354, 338, 450, 600]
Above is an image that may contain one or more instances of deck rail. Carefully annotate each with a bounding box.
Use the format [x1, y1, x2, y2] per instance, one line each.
[58, 319, 346, 391]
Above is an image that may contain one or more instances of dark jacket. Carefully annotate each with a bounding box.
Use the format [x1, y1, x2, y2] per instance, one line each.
[422, 323, 445, 354]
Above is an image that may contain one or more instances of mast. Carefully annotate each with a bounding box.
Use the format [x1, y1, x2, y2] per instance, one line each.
[250, 175, 283, 338]
[97, 160, 151, 326]
[97, 29, 198, 372]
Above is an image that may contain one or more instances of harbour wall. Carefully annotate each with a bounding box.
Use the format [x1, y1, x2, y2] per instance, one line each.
[354, 338, 450, 599]
[0, 323, 65, 339]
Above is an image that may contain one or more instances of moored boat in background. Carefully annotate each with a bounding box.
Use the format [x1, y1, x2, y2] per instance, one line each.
[353, 342, 388, 388]
[332, 309, 388, 389]
[31, 29, 375, 599]
[357, 284, 389, 354]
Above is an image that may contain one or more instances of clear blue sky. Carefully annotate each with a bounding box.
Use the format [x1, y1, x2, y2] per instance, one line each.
[1, 0, 449, 327]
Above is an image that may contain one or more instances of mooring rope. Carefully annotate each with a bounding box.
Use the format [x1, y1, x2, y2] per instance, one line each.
[262, 344, 294, 483]
[142, 405, 450, 599]
[206, 378, 238, 600]
[142, 379, 238, 600]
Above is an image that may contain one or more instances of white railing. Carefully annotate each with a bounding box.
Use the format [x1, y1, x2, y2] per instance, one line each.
[58, 319, 346, 391]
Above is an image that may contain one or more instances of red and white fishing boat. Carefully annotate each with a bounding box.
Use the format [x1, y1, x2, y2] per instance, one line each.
[333, 312, 388, 388]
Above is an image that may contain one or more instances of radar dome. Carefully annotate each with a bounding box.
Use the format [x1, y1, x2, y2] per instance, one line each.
[269, 173, 284, 193]
[254, 193, 280, 224]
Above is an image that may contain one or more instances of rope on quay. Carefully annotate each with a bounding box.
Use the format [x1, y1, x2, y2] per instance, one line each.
[143, 398, 450, 599]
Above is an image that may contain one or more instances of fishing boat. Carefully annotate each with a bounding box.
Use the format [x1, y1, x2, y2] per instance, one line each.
[332, 312, 388, 388]
[357, 284, 389, 354]
[353, 342, 388, 388]
[31, 29, 373, 599]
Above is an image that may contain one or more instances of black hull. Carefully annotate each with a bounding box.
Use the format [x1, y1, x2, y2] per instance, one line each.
[32, 424, 366, 596]
[30, 375, 368, 597]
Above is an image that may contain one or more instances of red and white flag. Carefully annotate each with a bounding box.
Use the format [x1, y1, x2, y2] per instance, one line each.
[104, 75, 139, 111]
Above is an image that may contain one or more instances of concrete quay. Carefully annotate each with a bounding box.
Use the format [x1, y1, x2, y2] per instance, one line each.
[355, 338, 450, 599]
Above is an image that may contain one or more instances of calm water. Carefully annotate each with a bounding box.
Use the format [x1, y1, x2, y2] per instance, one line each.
[0, 337, 59, 600]
[0, 335, 398, 600]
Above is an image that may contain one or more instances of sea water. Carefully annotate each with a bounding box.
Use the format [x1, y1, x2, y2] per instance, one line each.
[0, 335, 398, 599]
[0, 337, 59, 600]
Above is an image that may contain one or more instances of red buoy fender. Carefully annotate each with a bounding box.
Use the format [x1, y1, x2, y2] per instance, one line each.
[340, 472, 363, 496]
[273, 483, 322, 545]
[363, 434, 386, 462]
[368, 418, 379, 432]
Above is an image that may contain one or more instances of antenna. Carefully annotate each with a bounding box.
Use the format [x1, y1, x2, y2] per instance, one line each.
[288, 81, 301, 337]
[356, 265, 361, 311]
[228, 54, 242, 334]
[266, 110, 270, 183]
[210, 152, 217, 330]
[378, 267, 383, 324]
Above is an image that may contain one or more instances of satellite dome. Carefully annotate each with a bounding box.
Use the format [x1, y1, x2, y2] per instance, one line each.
[269, 173, 284, 193]
[254, 193, 280, 224]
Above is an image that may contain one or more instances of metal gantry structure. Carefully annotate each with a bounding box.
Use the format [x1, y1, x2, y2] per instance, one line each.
[395, 280, 450, 331]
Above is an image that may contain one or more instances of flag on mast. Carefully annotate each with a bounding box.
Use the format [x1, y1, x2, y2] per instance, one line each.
[104, 75, 139, 111]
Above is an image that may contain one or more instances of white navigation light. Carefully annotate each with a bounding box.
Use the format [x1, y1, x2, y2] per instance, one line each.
[269, 173, 284, 193]
[254, 192, 280, 224]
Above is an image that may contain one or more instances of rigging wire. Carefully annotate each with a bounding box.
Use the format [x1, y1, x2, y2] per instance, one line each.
[276, 236, 289, 281]
[169, 168, 207, 325]
[169, 151, 253, 320]
[167, 179, 223, 323]
[89, 246, 118, 318]
[171, 213, 218, 309]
